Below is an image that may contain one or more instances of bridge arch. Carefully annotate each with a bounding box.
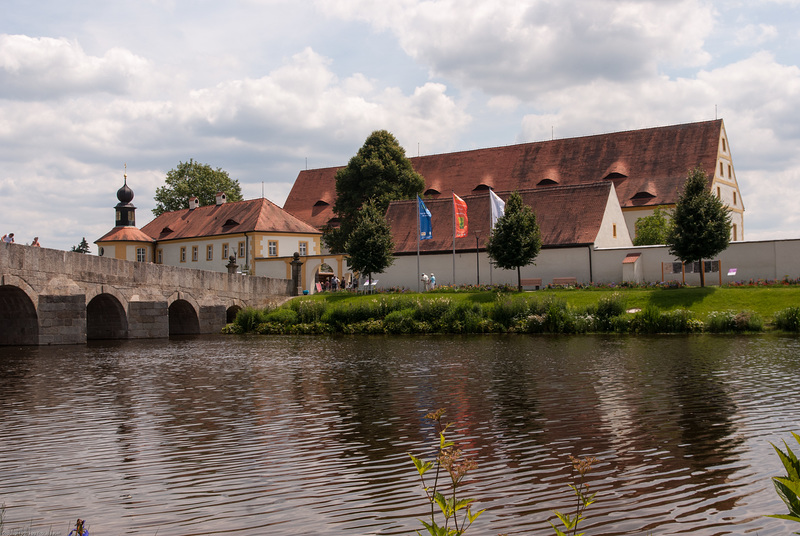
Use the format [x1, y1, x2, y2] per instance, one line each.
[226, 298, 246, 323]
[0, 284, 39, 345]
[168, 292, 201, 335]
[87, 293, 129, 340]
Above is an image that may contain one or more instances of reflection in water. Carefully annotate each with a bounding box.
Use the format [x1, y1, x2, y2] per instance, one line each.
[0, 334, 798, 535]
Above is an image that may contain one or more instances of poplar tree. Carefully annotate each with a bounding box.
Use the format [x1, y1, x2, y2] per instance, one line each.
[667, 167, 732, 287]
[345, 200, 395, 293]
[486, 191, 542, 291]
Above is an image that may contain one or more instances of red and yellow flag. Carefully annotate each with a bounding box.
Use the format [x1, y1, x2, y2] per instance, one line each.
[453, 193, 468, 238]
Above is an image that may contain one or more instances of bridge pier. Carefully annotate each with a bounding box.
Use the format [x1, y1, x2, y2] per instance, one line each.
[38, 294, 87, 345]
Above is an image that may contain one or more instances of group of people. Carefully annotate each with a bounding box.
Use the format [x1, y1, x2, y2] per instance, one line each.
[2, 233, 40, 246]
[321, 275, 342, 291]
[421, 272, 436, 291]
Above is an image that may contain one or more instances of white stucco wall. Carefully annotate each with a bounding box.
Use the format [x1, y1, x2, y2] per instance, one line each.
[368, 238, 800, 289]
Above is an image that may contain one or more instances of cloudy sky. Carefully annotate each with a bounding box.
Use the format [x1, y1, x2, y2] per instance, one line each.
[2, 0, 799, 251]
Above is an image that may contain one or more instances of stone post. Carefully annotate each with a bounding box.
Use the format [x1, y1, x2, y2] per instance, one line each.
[290, 252, 304, 296]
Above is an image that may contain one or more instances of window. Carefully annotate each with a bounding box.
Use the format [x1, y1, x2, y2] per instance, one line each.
[192, 246, 198, 262]
[732, 224, 738, 241]
[156, 249, 163, 264]
[180, 247, 186, 262]
[733, 191, 737, 205]
[728, 164, 732, 178]
[717, 186, 721, 198]
[222, 243, 229, 259]
[299, 242, 307, 256]
[268, 240, 278, 257]
[136, 247, 146, 262]
[719, 162, 724, 176]
[207, 244, 213, 261]
[612, 224, 617, 238]
[722, 138, 727, 152]
[238, 242, 245, 258]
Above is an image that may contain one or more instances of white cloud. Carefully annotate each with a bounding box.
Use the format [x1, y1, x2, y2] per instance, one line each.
[0, 34, 151, 100]
[319, 0, 715, 97]
[735, 23, 779, 46]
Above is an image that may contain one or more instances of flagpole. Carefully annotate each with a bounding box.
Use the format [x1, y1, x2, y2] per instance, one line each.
[417, 198, 421, 293]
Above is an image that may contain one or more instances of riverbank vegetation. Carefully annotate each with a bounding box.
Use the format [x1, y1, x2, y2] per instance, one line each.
[223, 284, 800, 335]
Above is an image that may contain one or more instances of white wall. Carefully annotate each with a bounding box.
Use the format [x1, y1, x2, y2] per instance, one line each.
[371, 238, 800, 289]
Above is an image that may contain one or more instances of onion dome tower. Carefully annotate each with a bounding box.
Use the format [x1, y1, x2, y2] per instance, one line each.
[115, 167, 136, 227]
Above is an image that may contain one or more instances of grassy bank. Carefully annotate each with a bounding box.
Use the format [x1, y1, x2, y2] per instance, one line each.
[224, 285, 800, 335]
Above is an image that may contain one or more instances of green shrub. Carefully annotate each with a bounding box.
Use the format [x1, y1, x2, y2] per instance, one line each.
[706, 310, 763, 333]
[590, 292, 627, 331]
[661, 308, 702, 333]
[384, 308, 417, 334]
[774, 306, 800, 332]
[438, 302, 486, 333]
[630, 305, 665, 334]
[264, 308, 299, 325]
[288, 299, 328, 323]
[491, 296, 531, 328]
[234, 306, 268, 332]
[415, 297, 454, 323]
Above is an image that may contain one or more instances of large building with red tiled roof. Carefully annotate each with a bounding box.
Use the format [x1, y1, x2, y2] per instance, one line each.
[386, 182, 631, 257]
[284, 119, 744, 245]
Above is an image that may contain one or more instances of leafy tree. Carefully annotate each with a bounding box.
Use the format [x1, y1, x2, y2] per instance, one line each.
[324, 130, 425, 254]
[486, 191, 542, 291]
[71, 237, 90, 254]
[153, 159, 243, 216]
[667, 167, 732, 287]
[345, 200, 395, 293]
[634, 207, 672, 246]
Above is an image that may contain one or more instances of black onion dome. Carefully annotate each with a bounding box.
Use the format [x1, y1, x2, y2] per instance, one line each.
[117, 175, 134, 204]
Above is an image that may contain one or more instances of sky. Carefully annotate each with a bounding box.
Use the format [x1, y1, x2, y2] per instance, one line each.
[2, 0, 800, 251]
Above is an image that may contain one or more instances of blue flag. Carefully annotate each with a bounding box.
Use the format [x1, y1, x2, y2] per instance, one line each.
[418, 195, 432, 240]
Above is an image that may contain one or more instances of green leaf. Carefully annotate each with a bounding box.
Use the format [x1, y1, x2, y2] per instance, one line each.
[409, 453, 433, 476]
[467, 508, 485, 524]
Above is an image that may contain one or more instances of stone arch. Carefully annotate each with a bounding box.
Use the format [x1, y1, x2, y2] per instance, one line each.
[167, 292, 201, 335]
[87, 293, 128, 340]
[0, 284, 39, 345]
[226, 299, 246, 323]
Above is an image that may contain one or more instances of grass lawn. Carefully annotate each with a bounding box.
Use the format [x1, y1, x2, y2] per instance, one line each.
[303, 285, 800, 321]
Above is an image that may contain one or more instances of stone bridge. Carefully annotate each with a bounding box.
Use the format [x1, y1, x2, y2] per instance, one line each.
[0, 242, 292, 345]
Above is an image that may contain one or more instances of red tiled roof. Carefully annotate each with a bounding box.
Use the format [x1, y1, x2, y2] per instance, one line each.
[95, 226, 155, 243]
[284, 119, 723, 229]
[386, 182, 615, 254]
[139, 197, 321, 242]
[622, 253, 641, 264]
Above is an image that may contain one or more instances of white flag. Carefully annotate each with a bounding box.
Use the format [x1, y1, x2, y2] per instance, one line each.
[489, 189, 505, 228]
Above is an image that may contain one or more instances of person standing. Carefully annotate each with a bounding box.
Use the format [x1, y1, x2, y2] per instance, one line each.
[2, 233, 14, 243]
[429, 273, 436, 290]
[421, 273, 429, 291]
[31, 237, 41, 247]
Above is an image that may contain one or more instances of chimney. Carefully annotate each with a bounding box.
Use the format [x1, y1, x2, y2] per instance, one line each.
[216, 192, 227, 206]
[189, 197, 200, 210]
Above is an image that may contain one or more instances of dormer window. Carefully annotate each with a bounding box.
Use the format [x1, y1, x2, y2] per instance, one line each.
[314, 200, 329, 207]
[631, 191, 655, 200]
[161, 226, 173, 234]
[537, 178, 558, 186]
[223, 218, 239, 227]
[472, 184, 491, 192]
[424, 188, 441, 197]
[603, 172, 627, 180]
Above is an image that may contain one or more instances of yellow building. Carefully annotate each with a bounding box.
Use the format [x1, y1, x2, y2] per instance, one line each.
[96, 175, 344, 291]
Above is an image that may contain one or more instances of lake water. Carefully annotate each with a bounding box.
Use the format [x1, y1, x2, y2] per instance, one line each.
[1, 334, 798, 535]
